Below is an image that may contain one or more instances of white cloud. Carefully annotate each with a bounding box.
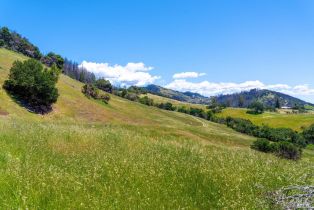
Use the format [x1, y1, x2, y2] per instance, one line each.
[79, 61, 160, 87]
[173, 71, 206, 79]
[165, 80, 314, 101]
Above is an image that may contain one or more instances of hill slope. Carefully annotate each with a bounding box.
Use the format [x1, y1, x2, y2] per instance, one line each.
[144, 84, 211, 104]
[143, 84, 313, 108]
[216, 89, 313, 108]
[0, 48, 313, 209]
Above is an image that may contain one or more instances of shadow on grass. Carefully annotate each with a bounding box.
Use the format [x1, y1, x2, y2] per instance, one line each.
[4, 90, 52, 114]
[246, 110, 263, 115]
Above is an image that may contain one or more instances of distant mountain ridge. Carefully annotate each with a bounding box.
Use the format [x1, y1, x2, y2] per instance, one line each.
[215, 89, 314, 108]
[143, 84, 313, 108]
[144, 84, 211, 104]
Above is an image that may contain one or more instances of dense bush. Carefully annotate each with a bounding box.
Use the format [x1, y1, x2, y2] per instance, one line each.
[251, 139, 301, 160]
[247, 101, 264, 114]
[124, 92, 139, 101]
[177, 106, 189, 114]
[82, 84, 99, 99]
[95, 79, 112, 93]
[82, 84, 110, 104]
[226, 117, 259, 136]
[302, 124, 314, 144]
[127, 86, 148, 94]
[139, 96, 154, 106]
[41, 52, 64, 69]
[251, 138, 273, 153]
[3, 59, 60, 113]
[0, 27, 42, 59]
[157, 102, 176, 111]
[274, 141, 302, 160]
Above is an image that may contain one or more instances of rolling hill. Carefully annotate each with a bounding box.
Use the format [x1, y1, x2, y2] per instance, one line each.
[144, 84, 212, 104]
[215, 89, 314, 108]
[0, 48, 313, 209]
[143, 84, 313, 108]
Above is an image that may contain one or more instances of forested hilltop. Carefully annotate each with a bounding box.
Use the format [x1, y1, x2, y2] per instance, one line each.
[143, 84, 313, 109]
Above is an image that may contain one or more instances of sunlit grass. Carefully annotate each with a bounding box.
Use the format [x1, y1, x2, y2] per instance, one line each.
[218, 108, 314, 131]
[0, 119, 313, 209]
[0, 48, 313, 208]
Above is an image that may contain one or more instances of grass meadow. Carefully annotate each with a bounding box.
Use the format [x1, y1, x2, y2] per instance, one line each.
[217, 108, 314, 131]
[0, 48, 313, 208]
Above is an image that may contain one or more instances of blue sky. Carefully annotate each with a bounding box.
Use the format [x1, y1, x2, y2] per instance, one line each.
[1, 0, 314, 102]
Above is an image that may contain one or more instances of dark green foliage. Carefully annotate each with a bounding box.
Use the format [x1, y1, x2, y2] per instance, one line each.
[251, 139, 273, 153]
[41, 52, 64, 69]
[3, 59, 60, 113]
[121, 89, 128, 98]
[247, 101, 264, 114]
[275, 98, 281, 109]
[238, 95, 245, 107]
[189, 107, 207, 118]
[128, 86, 147, 94]
[251, 139, 301, 160]
[82, 84, 110, 104]
[139, 96, 154, 106]
[226, 117, 259, 136]
[0, 27, 42, 59]
[302, 124, 314, 144]
[215, 89, 313, 108]
[157, 102, 176, 111]
[177, 106, 189, 114]
[97, 93, 111, 104]
[82, 84, 99, 99]
[95, 79, 112, 93]
[292, 103, 306, 113]
[124, 92, 139, 101]
[267, 128, 296, 142]
[274, 141, 302, 160]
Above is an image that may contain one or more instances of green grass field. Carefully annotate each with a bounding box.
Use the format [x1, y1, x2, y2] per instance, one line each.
[217, 108, 314, 131]
[0, 48, 313, 209]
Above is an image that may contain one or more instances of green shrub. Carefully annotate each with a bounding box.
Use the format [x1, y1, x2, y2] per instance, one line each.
[251, 139, 272, 153]
[82, 84, 99, 99]
[124, 92, 139, 101]
[3, 59, 60, 113]
[274, 141, 302, 160]
[98, 93, 111, 104]
[82, 84, 110, 104]
[139, 96, 154, 106]
[157, 102, 176, 111]
[302, 124, 314, 144]
[41, 52, 64, 69]
[247, 101, 264, 114]
[177, 106, 189, 114]
[95, 79, 112, 93]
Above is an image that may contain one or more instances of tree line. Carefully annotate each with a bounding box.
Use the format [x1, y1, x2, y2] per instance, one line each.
[0, 26, 97, 84]
[111, 86, 314, 160]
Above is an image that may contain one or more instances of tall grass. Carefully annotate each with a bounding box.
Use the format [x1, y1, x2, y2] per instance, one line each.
[0, 48, 313, 208]
[0, 119, 312, 209]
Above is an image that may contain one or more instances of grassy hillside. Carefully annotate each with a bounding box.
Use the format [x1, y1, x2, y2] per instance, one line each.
[0, 48, 313, 209]
[142, 93, 206, 109]
[218, 108, 314, 131]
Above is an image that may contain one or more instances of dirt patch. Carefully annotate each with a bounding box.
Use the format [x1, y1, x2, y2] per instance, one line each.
[0, 109, 9, 116]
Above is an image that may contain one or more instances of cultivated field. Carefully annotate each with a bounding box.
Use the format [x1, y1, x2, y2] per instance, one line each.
[0, 48, 313, 209]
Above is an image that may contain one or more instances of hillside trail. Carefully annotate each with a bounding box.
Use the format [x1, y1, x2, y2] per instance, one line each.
[191, 115, 208, 127]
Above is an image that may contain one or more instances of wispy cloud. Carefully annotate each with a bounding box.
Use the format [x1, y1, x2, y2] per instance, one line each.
[173, 71, 206, 79]
[165, 79, 314, 101]
[79, 61, 160, 87]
